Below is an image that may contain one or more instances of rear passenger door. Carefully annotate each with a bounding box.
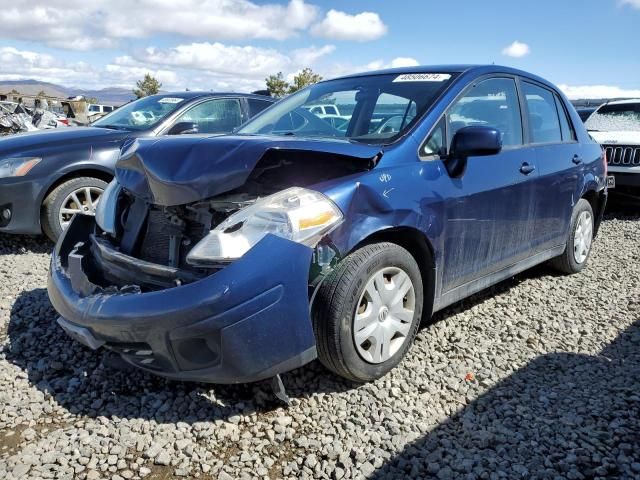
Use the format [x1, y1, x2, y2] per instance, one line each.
[437, 77, 539, 292]
[520, 80, 581, 252]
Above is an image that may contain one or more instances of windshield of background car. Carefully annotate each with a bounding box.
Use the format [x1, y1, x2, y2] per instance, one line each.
[585, 103, 640, 132]
[238, 72, 458, 144]
[92, 95, 189, 131]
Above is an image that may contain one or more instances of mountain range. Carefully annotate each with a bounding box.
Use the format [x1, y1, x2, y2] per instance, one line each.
[0, 79, 136, 105]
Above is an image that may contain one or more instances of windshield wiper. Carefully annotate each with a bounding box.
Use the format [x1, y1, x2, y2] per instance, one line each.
[98, 125, 129, 131]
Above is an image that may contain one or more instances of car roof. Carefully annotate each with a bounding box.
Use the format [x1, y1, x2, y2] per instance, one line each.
[601, 98, 640, 106]
[328, 64, 560, 91]
[149, 91, 274, 101]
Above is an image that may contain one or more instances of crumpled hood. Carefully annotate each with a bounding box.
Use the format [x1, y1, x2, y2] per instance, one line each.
[115, 134, 382, 206]
[0, 126, 130, 157]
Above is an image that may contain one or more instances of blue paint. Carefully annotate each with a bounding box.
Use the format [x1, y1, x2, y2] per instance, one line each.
[48, 65, 607, 384]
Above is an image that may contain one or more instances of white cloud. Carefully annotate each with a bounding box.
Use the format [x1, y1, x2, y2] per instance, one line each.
[121, 42, 335, 88]
[322, 57, 420, 80]
[501, 41, 530, 58]
[0, 41, 336, 92]
[311, 9, 387, 41]
[0, 0, 319, 50]
[621, 0, 640, 8]
[559, 84, 640, 100]
[0, 46, 98, 84]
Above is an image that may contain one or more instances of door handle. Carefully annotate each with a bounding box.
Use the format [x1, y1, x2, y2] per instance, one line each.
[572, 155, 583, 165]
[520, 162, 535, 175]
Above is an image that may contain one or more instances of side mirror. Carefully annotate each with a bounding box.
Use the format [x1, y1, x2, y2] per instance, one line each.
[446, 126, 502, 177]
[167, 121, 198, 135]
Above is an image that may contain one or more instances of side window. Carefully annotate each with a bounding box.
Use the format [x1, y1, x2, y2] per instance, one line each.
[447, 77, 523, 148]
[554, 94, 575, 142]
[310, 106, 322, 114]
[247, 99, 272, 117]
[174, 98, 243, 134]
[325, 105, 338, 115]
[522, 82, 562, 144]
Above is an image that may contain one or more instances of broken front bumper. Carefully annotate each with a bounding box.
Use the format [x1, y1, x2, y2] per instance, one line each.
[47, 215, 317, 384]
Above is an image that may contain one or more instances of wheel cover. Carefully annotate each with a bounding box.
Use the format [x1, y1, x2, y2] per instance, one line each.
[352, 266, 416, 364]
[573, 210, 593, 264]
[58, 186, 103, 230]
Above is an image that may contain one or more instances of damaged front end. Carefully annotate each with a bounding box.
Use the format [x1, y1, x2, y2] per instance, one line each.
[47, 135, 378, 384]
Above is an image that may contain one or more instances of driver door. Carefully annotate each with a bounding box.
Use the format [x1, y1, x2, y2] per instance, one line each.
[434, 77, 539, 292]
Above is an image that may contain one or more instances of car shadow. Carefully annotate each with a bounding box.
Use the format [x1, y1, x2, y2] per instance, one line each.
[370, 318, 640, 479]
[0, 233, 52, 255]
[3, 258, 559, 425]
[4, 287, 354, 424]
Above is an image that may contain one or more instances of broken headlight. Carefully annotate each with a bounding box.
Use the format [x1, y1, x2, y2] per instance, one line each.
[186, 187, 343, 265]
[95, 180, 122, 235]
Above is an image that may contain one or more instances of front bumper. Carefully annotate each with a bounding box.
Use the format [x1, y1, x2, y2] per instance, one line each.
[0, 176, 43, 234]
[47, 215, 317, 384]
[609, 167, 640, 190]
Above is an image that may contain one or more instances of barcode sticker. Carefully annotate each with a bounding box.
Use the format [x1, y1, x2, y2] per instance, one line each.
[393, 73, 451, 82]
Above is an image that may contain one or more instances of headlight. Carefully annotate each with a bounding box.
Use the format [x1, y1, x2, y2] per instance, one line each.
[0, 157, 41, 178]
[95, 180, 122, 235]
[186, 187, 343, 266]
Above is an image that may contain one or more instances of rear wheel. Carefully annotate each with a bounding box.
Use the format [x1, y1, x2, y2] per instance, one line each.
[41, 177, 107, 242]
[550, 198, 594, 274]
[312, 242, 423, 382]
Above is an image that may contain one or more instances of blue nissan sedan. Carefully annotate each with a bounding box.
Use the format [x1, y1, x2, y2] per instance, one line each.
[48, 65, 608, 387]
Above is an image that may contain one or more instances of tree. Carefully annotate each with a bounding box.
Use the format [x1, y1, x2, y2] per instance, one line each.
[37, 90, 47, 98]
[265, 72, 289, 98]
[9, 89, 19, 94]
[133, 73, 162, 98]
[265, 68, 322, 97]
[85, 97, 99, 104]
[288, 68, 322, 94]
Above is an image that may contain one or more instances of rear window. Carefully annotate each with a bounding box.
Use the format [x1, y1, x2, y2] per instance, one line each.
[585, 103, 640, 132]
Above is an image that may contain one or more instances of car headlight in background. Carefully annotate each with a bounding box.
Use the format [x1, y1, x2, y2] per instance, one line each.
[0, 157, 41, 178]
[186, 187, 343, 266]
[95, 180, 122, 235]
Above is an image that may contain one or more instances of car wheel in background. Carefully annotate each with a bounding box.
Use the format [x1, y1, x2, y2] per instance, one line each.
[41, 177, 107, 242]
[312, 242, 423, 382]
[550, 198, 594, 274]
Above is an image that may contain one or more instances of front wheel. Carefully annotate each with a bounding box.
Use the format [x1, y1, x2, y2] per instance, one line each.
[550, 198, 594, 274]
[41, 177, 107, 242]
[312, 242, 423, 382]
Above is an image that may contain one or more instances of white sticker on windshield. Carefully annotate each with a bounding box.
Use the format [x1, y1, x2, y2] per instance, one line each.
[393, 73, 451, 82]
[158, 97, 184, 104]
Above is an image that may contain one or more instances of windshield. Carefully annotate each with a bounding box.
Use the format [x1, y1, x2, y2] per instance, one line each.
[239, 72, 457, 144]
[92, 95, 189, 131]
[585, 103, 640, 132]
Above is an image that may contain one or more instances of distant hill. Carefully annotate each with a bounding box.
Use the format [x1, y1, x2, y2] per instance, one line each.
[0, 79, 135, 105]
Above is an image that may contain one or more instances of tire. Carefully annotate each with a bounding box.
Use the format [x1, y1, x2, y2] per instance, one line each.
[312, 242, 424, 382]
[550, 198, 594, 275]
[41, 177, 107, 242]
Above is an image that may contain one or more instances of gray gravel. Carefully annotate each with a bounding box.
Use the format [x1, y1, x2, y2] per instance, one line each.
[0, 210, 639, 480]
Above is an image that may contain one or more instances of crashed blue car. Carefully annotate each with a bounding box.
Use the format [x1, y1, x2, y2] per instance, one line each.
[48, 65, 607, 388]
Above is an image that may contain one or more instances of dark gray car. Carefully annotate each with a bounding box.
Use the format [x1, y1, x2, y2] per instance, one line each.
[0, 92, 275, 240]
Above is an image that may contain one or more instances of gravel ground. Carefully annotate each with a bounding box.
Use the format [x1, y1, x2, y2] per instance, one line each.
[0, 210, 639, 480]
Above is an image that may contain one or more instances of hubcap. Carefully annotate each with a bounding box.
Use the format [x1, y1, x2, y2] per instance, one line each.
[59, 187, 103, 230]
[573, 210, 593, 264]
[353, 266, 415, 364]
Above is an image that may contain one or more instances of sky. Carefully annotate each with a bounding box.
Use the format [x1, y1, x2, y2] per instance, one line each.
[1, 0, 639, 99]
